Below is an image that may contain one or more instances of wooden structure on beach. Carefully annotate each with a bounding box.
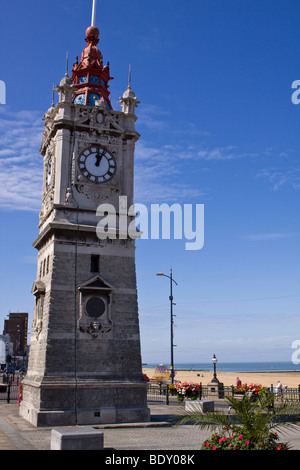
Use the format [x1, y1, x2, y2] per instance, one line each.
[150, 364, 174, 383]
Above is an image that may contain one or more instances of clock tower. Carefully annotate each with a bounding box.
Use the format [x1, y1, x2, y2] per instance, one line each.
[19, 18, 150, 426]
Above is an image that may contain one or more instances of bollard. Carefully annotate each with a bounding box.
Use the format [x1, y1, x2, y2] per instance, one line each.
[199, 382, 202, 400]
[51, 428, 104, 450]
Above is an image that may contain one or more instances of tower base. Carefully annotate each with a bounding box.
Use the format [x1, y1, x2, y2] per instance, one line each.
[19, 403, 150, 427]
[19, 377, 150, 427]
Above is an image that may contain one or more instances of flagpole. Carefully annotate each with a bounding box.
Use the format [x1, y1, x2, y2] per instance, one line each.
[91, 0, 97, 26]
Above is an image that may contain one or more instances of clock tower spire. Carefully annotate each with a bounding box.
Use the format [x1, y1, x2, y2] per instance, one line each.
[71, 24, 113, 109]
[19, 5, 149, 427]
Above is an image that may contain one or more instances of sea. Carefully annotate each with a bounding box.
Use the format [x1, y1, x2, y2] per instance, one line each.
[142, 362, 300, 373]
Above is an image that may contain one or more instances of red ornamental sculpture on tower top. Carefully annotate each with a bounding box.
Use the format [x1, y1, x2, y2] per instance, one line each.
[71, 25, 113, 109]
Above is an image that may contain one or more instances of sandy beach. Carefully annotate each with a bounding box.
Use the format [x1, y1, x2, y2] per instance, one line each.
[143, 368, 300, 389]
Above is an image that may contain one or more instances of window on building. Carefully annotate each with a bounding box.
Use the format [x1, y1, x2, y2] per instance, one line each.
[90, 255, 100, 273]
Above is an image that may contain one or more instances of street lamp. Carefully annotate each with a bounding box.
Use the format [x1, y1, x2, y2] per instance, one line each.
[208, 353, 224, 398]
[211, 354, 218, 383]
[156, 269, 178, 384]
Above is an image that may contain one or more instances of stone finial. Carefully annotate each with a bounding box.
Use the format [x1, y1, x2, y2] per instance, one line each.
[119, 65, 140, 115]
[57, 74, 74, 103]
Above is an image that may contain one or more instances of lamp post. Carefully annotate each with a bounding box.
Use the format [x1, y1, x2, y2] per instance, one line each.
[156, 269, 178, 384]
[212, 354, 218, 383]
[208, 353, 224, 398]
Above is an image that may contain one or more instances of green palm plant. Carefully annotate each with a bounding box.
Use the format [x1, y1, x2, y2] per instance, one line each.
[174, 391, 300, 450]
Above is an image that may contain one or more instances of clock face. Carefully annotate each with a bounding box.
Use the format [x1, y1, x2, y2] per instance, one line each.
[78, 146, 117, 183]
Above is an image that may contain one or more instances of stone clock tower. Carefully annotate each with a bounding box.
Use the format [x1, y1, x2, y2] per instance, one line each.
[19, 21, 150, 426]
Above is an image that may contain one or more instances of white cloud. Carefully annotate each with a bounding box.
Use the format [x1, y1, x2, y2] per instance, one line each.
[137, 104, 170, 130]
[256, 167, 300, 191]
[196, 146, 258, 161]
[134, 140, 208, 203]
[0, 108, 43, 211]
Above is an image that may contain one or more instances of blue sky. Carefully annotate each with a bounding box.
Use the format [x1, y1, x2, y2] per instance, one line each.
[0, 0, 300, 365]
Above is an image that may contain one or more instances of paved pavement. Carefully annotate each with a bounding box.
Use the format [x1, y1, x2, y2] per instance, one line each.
[0, 401, 300, 451]
[0, 401, 209, 451]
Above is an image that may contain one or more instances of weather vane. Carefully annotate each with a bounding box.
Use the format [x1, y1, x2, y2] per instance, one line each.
[91, 0, 97, 26]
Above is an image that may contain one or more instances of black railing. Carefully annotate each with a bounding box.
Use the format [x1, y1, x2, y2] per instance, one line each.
[147, 383, 300, 405]
[147, 383, 170, 404]
[0, 383, 19, 403]
[2, 380, 300, 406]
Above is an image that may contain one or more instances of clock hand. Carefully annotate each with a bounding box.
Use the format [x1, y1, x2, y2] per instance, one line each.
[95, 153, 103, 167]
